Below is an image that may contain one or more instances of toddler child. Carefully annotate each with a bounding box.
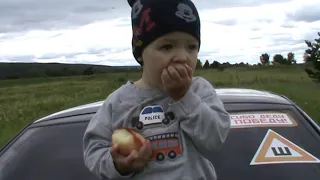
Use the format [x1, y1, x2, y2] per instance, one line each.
[83, 0, 231, 179]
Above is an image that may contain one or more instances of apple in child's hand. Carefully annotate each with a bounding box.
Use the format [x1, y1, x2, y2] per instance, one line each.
[111, 128, 146, 156]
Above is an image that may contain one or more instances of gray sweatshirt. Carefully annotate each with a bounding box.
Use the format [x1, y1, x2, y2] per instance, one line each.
[83, 76, 231, 180]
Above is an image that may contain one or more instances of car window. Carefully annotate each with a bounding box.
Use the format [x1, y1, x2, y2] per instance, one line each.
[142, 107, 152, 114]
[209, 107, 320, 180]
[153, 106, 163, 113]
[0, 122, 99, 180]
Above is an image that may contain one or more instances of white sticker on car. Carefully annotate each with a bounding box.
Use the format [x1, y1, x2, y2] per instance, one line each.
[230, 112, 297, 128]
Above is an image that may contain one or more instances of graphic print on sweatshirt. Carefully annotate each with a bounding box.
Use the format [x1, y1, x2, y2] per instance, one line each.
[128, 104, 183, 164]
[145, 132, 183, 163]
[131, 105, 175, 130]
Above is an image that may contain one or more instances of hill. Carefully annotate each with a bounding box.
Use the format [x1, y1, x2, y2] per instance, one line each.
[0, 62, 141, 80]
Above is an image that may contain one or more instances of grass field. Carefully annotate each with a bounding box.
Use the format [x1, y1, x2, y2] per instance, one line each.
[1, 65, 320, 148]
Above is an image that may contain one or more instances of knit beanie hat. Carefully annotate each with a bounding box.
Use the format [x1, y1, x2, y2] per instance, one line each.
[127, 0, 201, 66]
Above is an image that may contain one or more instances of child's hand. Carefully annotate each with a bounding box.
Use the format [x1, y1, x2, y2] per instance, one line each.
[161, 63, 193, 101]
[111, 140, 152, 175]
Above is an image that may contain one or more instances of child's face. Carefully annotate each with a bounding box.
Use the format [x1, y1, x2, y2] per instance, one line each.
[140, 31, 199, 89]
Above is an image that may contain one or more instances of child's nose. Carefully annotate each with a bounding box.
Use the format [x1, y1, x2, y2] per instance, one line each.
[172, 50, 188, 63]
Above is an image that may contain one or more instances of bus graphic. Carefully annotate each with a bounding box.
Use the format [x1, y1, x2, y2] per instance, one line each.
[146, 132, 182, 162]
[131, 105, 175, 130]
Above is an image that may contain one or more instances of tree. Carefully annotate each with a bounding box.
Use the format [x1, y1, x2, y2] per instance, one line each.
[272, 54, 286, 65]
[287, 52, 296, 65]
[210, 61, 220, 69]
[304, 32, 320, 82]
[203, 60, 210, 68]
[260, 53, 270, 65]
[196, 59, 202, 69]
[303, 52, 311, 64]
[221, 62, 232, 68]
[83, 67, 94, 75]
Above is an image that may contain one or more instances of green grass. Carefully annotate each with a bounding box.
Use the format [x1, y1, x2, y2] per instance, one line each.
[1, 66, 319, 148]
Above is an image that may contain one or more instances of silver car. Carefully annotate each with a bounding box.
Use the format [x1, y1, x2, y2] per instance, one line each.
[1, 88, 320, 180]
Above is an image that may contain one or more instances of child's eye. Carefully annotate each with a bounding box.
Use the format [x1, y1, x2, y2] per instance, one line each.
[160, 44, 173, 50]
[188, 44, 198, 50]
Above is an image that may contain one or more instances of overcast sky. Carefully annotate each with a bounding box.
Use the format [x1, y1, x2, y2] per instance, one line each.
[0, 0, 319, 66]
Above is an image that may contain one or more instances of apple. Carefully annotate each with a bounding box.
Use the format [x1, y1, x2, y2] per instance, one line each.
[111, 128, 146, 156]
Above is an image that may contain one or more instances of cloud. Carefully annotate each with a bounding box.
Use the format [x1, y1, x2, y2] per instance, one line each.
[0, 0, 320, 66]
[0, 0, 291, 33]
[286, 1, 320, 22]
[0, 0, 130, 33]
[3, 55, 36, 62]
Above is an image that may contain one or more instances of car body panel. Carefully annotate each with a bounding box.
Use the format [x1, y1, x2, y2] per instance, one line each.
[34, 88, 292, 123]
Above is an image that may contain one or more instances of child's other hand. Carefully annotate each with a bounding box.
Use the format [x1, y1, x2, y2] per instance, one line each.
[161, 63, 192, 101]
[111, 140, 152, 175]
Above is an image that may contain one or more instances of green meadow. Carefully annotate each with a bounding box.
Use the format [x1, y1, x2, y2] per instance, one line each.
[1, 65, 319, 148]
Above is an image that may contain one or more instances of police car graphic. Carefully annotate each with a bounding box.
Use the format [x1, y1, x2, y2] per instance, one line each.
[131, 105, 175, 130]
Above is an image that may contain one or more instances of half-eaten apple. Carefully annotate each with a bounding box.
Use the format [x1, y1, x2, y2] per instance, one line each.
[111, 128, 146, 156]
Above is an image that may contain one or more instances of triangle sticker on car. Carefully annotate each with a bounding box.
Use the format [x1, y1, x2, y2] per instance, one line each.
[250, 129, 320, 165]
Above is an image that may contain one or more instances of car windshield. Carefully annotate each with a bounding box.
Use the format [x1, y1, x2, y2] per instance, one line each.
[1, 105, 320, 180]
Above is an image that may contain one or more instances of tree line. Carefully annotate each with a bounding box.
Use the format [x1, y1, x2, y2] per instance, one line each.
[259, 52, 297, 65]
[258, 32, 319, 82]
[196, 31, 320, 82]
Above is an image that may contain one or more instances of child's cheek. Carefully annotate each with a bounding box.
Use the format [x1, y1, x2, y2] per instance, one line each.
[188, 62, 196, 72]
